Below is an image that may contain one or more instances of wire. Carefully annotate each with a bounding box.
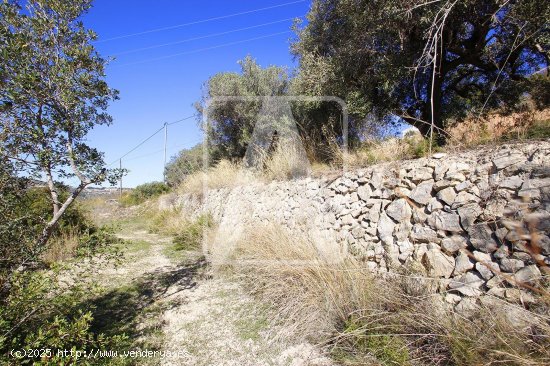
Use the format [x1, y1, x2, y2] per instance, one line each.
[114, 17, 300, 56]
[108, 115, 196, 166]
[114, 31, 293, 67]
[96, 0, 306, 43]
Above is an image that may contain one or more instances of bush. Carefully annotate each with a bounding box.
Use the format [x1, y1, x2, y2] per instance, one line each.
[164, 144, 203, 187]
[173, 214, 213, 251]
[0, 270, 128, 365]
[120, 181, 170, 206]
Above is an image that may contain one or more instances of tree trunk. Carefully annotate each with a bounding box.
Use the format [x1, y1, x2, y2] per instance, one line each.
[35, 183, 87, 250]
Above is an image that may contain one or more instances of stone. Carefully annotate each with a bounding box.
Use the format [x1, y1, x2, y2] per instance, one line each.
[475, 262, 497, 280]
[504, 289, 536, 304]
[437, 187, 457, 205]
[454, 251, 474, 275]
[518, 180, 541, 200]
[367, 201, 382, 223]
[408, 166, 433, 182]
[340, 214, 354, 226]
[445, 172, 466, 182]
[432, 152, 447, 159]
[394, 220, 413, 241]
[410, 224, 439, 243]
[377, 212, 395, 243]
[426, 198, 443, 213]
[370, 171, 384, 188]
[408, 181, 434, 205]
[449, 272, 484, 296]
[453, 191, 480, 207]
[357, 184, 371, 201]
[455, 181, 470, 192]
[455, 297, 479, 313]
[441, 235, 467, 254]
[497, 257, 524, 274]
[422, 248, 455, 278]
[445, 293, 462, 304]
[386, 198, 412, 222]
[468, 224, 498, 253]
[433, 180, 454, 191]
[428, 211, 463, 233]
[412, 208, 428, 224]
[493, 152, 525, 170]
[499, 176, 523, 190]
[513, 265, 541, 285]
[457, 203, 482, 230]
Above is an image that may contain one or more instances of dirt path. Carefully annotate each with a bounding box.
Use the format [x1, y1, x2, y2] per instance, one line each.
[91, 220, 333, 366]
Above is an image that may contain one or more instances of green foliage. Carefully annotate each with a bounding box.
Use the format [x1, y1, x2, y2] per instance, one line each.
[164, 144, 203, 187]
[173, 215, 213, 251]
[1, 0, 124, 249]
[292, 0, 550, 141]
[196, 56, 289, 161]
[0, 271, 128, 366]
[120, 182, 170, 206]
[333, 318, 411, 366]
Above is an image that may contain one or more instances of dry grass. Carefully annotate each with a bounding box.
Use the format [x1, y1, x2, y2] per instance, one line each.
[446, 108, 550, 148]
[42, 229, 81, 264]
[218, 223, 550, 366]
[178, 160, 256, 196]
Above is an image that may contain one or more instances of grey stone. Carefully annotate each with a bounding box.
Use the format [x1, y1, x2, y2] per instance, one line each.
[371, 172, 384, 188]
[455, 181, 470, 192]
[454, 251, 474, 275]
[475, 262, 497, 280]
[357, 184, 371, 201]
[408, 181, 434, 205]
[412, 208, 428, 224]
[377, 212, 395, 243]
[394, 220, 413, 241]
[493, 152, 525, 170]
[499, 258, 525, 273]
[426, 198, 443, 213]
[386, 198, 412, 222]
[428, 211, 463, 233]
[408, 167, 433, 182]
[445, 293, 462, 304]
[341, 214, 354, 226]
[449, 272, 484, 296]
[410, 224, 439, 243]
[455, 297, 479, 312]
[518, 180, 541, 200]
[468, 224, 498, 253]
[432, 153, 447, 159]
[441, 235, 467, 253]
[499, 176, 523, 190]
[422, 248, 455, 278]
[457, 203, 482, 230]
[513, 265, 541, 285]
[437, 187, 457, 205]
[367, 201, 382, 223]
[433, 180, 454, 191]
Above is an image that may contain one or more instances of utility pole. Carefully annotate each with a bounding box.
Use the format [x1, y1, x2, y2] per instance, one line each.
[163, 122, 168, 183]
[119, 158, 122, 198]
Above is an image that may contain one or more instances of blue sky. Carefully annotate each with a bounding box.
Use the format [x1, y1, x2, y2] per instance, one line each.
[82, 0, 310, 187]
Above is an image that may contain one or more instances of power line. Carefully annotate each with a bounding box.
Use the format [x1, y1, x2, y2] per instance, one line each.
[114, 31, 293, 67]
[114, 17, 300, 57]
[96, 0, 306, 43]
[108, 115, 196, 166]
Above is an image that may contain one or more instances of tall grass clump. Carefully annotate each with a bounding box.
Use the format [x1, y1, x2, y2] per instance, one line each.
[221, 223, 550, 366]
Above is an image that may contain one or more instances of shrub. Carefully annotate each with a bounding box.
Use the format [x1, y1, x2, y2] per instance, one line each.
[120, 181, 170, 206]
[0, 270, 128, 365]
[173, 214, 213, 251]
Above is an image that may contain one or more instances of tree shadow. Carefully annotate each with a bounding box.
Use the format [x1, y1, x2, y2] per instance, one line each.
[84, 256, 208, 348]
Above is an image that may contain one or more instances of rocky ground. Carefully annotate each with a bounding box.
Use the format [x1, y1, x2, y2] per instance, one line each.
[86, 213, 332, 366]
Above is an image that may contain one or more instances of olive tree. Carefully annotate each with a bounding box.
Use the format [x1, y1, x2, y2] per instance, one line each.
[0, 0, 122, 249]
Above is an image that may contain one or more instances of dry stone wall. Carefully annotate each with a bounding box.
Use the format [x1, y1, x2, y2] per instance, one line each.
[170, 142, 550, 307]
